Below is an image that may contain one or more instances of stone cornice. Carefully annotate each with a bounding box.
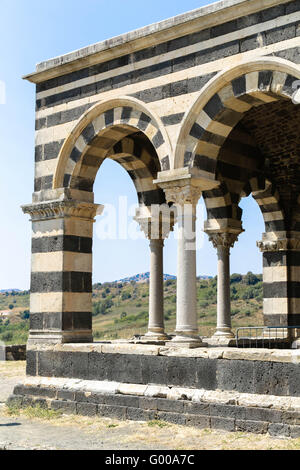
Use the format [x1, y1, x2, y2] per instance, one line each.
[22, 201, 103, 221]
[22, 0, 287, 84]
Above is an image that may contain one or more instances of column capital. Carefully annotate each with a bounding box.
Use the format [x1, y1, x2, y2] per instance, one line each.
[134, 214, 174, 240]
[162, 183, 202, 207]
[22, 200, 104, 222]
[206, 231, 241, 249]
[257, 236, 300, 252]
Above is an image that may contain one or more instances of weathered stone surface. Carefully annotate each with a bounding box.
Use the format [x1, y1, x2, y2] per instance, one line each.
[210, 416, 235, 432]
[0, 345, 26, 362]
[50, 400, 76, 414]
[77, 402, 97, 417]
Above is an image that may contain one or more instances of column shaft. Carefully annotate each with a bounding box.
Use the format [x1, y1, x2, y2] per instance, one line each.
[176, 210, 198, 336]
[146, 239, 166, 337]
[215, 245, 234, 337]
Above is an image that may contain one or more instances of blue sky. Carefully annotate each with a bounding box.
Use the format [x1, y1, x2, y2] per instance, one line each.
[0, 0, 265, 289]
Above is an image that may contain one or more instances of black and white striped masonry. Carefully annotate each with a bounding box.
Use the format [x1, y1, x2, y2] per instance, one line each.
[23, 0, 300, 342]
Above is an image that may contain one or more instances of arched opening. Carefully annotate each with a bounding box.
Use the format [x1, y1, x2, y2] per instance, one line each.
[193, 70, 300, 331]
[75, 126, 165, 342]
[91, 133, 166, 341]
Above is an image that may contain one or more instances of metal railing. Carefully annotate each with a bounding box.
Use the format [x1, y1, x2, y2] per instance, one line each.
[235, 326, 300, 349]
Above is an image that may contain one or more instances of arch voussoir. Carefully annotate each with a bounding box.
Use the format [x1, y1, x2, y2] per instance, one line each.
[54, 98, 172, 191]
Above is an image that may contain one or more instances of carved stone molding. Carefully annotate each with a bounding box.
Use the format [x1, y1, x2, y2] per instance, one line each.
[208, 232, 240, 249]
[22, 201, 103, 221]
[257, 238, 300, 252]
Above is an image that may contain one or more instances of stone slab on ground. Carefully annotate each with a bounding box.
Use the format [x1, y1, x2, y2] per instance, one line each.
[0, 362, 26, 404]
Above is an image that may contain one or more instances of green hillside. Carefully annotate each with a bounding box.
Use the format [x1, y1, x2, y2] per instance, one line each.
[0, 272, 263, 345]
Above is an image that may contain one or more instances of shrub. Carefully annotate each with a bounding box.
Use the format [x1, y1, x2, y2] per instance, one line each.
[121, 292, 132, 300]
[92, 299, 113, 316]
[244, 271, 260, 285]
[1, 332, 13, 342]
[230, 273, 242, 284]
[20, 310, 30, 320]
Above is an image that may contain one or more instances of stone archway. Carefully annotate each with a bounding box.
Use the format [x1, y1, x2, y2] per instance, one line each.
[23, 98, 174, 344]
[53, 97, 172, 191]
[177, 58, 300, 330]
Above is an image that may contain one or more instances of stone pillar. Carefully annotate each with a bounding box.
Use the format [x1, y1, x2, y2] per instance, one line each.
[22, 200, 103, 344]
[135, 212, 174, 342]
[162, 183, 205, 347]
[257, 236, 300, 345]
[207, 232, 240, 339]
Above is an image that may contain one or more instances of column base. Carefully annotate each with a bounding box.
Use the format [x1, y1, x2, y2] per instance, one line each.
[138, 330, 170, 345]
[213, 328, 235, 339]
[168, 332, 207, 349]
[292, 338, 300, 349]
[28, 330, 94, 345]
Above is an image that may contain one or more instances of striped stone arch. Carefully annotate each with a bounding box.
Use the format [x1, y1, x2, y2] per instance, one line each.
[106, 134, 165, 207]
[250, 178, 286, 234]
[203, 174, 285, 235]
[53, 97, 172, 192]
[175, 57, 300, 173]
[203, 182, 239, 222]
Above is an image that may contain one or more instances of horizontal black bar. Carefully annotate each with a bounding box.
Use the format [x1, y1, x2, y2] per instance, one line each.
[32, 235, 92, 254]
[31, 271, 92, 293]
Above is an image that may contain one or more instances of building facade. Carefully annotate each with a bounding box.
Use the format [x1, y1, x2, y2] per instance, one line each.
[23, 0, 300, 346]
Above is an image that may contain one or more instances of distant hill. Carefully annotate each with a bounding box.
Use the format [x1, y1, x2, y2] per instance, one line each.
[114, 272, 176, 284]
[113, 272, 213, 284]
[0, 289, 21, 293]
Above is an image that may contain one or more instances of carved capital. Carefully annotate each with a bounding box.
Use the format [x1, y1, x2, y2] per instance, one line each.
[208, 232, 240, 249]
[134, 215, 175, 240]
[22, 201, 103, 221]
[257, 238, 300, 252]
[163, 184, 202, 207]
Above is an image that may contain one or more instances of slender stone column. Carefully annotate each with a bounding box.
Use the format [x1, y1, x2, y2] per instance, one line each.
[135, 212, 173, 341]
[208, 232, 239, 339]
[163, 183, 204, 347]
[22, 200, 103, 344]
[147, 238, 166, 338]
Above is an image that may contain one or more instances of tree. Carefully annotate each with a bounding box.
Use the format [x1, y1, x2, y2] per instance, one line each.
[230, 273, 242, 284]
[245, 271, 260, 285]
[20, 310, 30, 320]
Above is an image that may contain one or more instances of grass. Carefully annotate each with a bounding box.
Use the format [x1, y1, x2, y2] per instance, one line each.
[23, 405, 62, 421]
[147, 420, 169, 428]
[6, 403, 21, 417]
[6, 403, 62, 421]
